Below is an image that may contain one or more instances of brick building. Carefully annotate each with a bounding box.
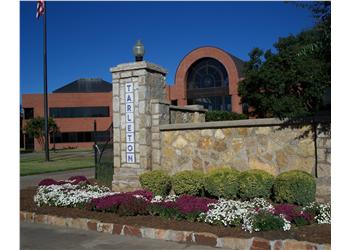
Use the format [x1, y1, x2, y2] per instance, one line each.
[22, 78, 113, 151]
[22, 46, 246, 151]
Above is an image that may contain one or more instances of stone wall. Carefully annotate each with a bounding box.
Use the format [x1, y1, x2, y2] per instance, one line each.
[315, 124, 331, 202]
[159, 118, 331, 201]
[169, 105, 206, 124]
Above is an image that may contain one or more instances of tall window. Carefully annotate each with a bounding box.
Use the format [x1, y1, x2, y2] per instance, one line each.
[50, 107, 109, 118]
[187, 58, 231, 111]
[24, 108, 34, 119]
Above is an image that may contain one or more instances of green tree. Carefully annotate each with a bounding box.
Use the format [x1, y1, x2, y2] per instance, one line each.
[238, 2, 330, 119]
[24, 117, 59, 150]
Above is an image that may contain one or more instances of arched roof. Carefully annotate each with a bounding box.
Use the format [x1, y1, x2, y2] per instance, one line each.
[174, 46, 245, 101]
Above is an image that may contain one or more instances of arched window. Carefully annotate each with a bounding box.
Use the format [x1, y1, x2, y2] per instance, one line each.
[186, 58, 231, 111]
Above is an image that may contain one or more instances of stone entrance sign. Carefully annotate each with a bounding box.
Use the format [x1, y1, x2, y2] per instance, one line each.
[110, 61, 167, 191]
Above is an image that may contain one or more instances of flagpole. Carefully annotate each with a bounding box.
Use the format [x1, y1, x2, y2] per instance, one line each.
[43, 2, 49, 161]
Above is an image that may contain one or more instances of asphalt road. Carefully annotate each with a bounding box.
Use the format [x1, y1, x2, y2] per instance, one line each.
[20, 168, 94, 189]
[20, 222, 229, 250]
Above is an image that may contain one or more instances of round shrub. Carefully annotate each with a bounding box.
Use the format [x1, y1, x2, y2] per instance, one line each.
[204, 168, 240, 199]
[273, 170, 316, 206]
[172, 170, 205, 196]
[237, 169, 274, 200]
[139, 170, 171, 196]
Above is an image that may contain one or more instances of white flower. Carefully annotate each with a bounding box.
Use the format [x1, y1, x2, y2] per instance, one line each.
[302, 202, 331, 224]
[150, 194, 178, 203]
[34, 183, 113, 207]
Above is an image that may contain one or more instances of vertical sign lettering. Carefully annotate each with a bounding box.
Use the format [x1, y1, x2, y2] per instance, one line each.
[125, 82, 135, 163]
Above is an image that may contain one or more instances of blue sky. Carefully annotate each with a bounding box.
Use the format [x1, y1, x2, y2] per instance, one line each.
[20, 1, 316, 97]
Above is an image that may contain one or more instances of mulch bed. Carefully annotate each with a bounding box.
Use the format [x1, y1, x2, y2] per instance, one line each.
[20, 187, 330, 244]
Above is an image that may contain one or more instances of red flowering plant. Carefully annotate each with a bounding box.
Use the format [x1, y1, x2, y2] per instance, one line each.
[90, 189, 153, 216]
[68, 176, 90, 185]
[148, 195, 217, 221]
[38, 176, 90, 186]
[127, 189, 153, 201]
[273, 203, 313, 226]
[175, 195, 218, 221]
[38, 178, 58, 186]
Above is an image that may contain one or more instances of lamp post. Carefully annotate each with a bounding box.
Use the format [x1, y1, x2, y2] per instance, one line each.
[133, 40, 145, 62]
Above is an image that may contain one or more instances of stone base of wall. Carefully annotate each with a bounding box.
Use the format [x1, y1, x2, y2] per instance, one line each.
[112, 167, 145, 192]
[20, 211, 330, 250]
[316, 177, 331, 203]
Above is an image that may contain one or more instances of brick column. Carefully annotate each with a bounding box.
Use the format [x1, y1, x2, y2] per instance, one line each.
[110, 61, 167, 191]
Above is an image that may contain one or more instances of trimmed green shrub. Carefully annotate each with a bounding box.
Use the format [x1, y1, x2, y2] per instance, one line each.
[273, 170, 316, 206]
[139, 170, 171, 196]
[205, 111, 248, 122]
[172, 170, 205, 196]
[204, 168, 240, 199]
[253, 211, 286, 231]
[237, 169, 274, 200]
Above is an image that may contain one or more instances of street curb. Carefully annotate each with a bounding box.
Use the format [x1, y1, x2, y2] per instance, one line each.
[20, 211, 331, 250]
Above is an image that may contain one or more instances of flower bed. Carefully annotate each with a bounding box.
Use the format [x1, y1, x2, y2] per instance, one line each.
[32, 176, 331, 234]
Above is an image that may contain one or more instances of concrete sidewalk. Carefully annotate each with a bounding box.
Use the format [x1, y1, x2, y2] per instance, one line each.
[21, 222, 229, 250]
[20, 168, 94, 189]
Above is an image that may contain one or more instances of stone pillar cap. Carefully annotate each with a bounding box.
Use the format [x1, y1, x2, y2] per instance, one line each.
[110, 61, 167, 75]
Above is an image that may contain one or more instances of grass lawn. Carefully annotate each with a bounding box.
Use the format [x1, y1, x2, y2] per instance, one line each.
[20, 149, 95, 176]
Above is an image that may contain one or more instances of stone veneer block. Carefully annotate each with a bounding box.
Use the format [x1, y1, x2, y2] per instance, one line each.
[87, 220, 98, 231]
[283, 239, 318, 250]
[24, 212, 35, 222]
[193, 232, 218, 247]
[250, 237, 271, 250]
[68, 218, 91, 230]
[217, 237, 252, 250]
[34, 214, 48, 224]
[97, 222, 114, 234]
[123, 225, 141, 237]
[20, 212, 25, 221]
[47, 216, 67, 227]
[140, 227, 156, 239]
[112, 224, 124, 235]
[271, 240, 283, 250]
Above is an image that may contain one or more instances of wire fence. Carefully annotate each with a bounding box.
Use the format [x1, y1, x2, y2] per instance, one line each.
[94, 122, 113, 187]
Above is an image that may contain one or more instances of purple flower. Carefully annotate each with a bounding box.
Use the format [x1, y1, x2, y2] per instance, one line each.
[273, 204, 299, 221]
[128, 189, 153, 200]
[300, 211, 313, 222]
[174, 195, 217, 214]
[38, 178, 58, 186]
[90, 192, 150, 216]
[91, 190, 152, 211]
[68, 176, 90, 185]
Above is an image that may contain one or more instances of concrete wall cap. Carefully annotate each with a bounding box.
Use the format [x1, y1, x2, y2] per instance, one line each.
[160, 117, 330, 131]
[110, 61, 167, 75]
[169, 105, 207, 113]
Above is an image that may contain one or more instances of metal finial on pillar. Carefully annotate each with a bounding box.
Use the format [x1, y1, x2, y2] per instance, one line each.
[133, 40, 145, 62]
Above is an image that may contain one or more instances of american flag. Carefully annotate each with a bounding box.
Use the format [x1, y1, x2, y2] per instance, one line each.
[36, 0, 45, 19]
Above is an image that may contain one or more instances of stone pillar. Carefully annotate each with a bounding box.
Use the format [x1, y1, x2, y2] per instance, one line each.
[110, 61, 167, 191]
